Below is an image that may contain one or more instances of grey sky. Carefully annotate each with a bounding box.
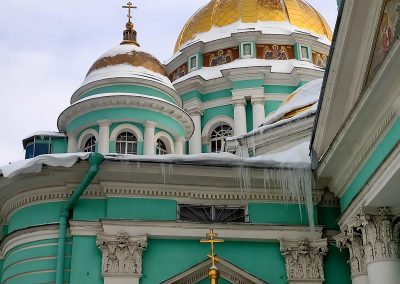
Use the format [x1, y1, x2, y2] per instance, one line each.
[0, 0, 338, 166]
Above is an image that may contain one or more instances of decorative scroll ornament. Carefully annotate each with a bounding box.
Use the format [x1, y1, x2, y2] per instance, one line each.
[97, 232, 147, 275]
[280, 239, 327, 281]
[335, 230, 367, 277]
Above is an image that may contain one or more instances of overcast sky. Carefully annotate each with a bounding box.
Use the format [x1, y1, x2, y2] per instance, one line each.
[0, 0, 338, 166]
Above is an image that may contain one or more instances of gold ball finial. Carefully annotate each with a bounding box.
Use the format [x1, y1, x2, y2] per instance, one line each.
[208, 267, 220, 279]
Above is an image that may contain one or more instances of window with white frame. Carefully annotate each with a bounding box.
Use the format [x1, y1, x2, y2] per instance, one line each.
[241, 42, 254, 58]
[210, 124, 233, 153]
[189, 54, 198, 71]
[299, 44, 311, 61]
[83, 136, 96, 152]
[156, 138, 168, 155]
[116, 132, 137, 154]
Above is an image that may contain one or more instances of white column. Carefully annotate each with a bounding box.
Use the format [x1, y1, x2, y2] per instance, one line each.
[367, 260, 400, 284]
[352, 275, 369, 284]
[175, 136, 185, 155]
[67, 133, 77, 153]
[97, 120, 111, 154]
[251, 97, 265, 129]
[232, 98, 247, 136]
[189, 111, 202, 154]
[143, 121, 157, 155]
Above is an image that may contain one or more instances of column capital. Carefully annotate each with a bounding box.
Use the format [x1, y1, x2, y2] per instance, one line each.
[97, 119, 111, 127]
[280, 239, 328, 282]
[184, 99, 203, 116]
[175, 136, 185, 143]
[144, 120, 157, 128]
[335, 231, 367, 277]
[342, 207, 400, 264]
[97, 232, 147, 277]
[251, 96, 265, 105]
[231, 97, 246, 106]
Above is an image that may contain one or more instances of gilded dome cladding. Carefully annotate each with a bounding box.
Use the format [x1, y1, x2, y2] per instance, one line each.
[87, 47, 167, 77]
[175, 0, 333, 52]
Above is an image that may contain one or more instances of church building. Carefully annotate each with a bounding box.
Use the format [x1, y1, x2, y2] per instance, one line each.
[0, 0, 399, 283]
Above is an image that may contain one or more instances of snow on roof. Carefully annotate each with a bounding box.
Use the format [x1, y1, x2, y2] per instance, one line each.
[81, 64, 175, 90]
[0, 153, 91, 178]
[174, 20, 330, 55]
[99, 44, 141, 58]
[261, 78, 322, 126]
[173, 59, 322, 84]
[0, 142, 310, 179]
[23, 131, 66, 140]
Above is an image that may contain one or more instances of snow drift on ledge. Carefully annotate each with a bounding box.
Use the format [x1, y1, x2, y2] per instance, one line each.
[0, 142, 310, 179]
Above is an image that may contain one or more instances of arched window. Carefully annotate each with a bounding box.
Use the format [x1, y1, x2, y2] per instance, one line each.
[83, 136, 96, 152]
[210, 125, 233, 153]
[156, 139, 168, 155]
[116, 132, 137, 154]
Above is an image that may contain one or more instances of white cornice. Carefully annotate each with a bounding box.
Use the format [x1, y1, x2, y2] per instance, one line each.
[58, 93, 195, 139]
[70, 220, 323, 241]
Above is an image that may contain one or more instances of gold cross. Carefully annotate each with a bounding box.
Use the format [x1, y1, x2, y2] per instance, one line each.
[122, 2, 137, 22]
[200, 229, 224, 266]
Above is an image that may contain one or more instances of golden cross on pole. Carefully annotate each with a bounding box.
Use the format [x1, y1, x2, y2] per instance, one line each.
[200, 229, 224, 266]
[122, 2, 137, 22]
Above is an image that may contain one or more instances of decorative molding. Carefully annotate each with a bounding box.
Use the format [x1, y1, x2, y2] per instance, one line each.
[71, 220, 324, 241]
[333, 107, 398, 197]
[77, 128, 99, 150]
[340, 207, 400, 265]
[100, 182, 324, 204]
[203, 97, 231, 110]
[109, 123, 144, 142]
[0, 224, 62, 258]
[280, 239, 328, 282]
[335, 232, 367, 277]
[97, 232, 147, 276]
[161, 256, 267, 284]
[58, 93, 194, 139]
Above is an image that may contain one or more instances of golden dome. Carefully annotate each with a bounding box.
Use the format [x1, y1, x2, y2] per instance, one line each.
[175, 0, 333, 52]
[87, 45, 167, 77]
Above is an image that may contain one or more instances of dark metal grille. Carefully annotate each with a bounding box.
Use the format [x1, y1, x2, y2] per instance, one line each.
[179, 204, 246, 223]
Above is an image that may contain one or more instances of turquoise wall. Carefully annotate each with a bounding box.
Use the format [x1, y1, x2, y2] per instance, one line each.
[249, 203, 317, 225]
[245, 101, 253, 132]
[1, 238, 71, 284]
[67, 108, 186, 138]
[324, 244, 351, 284]
[317, 206, 341, 230]
[265, 100, 282, 115]
[107, 198, 177, 220]
[7, 202, 65, 233]
[70, 236, 102, 284]
[202, 105, 234, 129]
[141, 239, 286, 284]
[341, 118, 400, 211]
[52, 138, 68, 153]
[78, 84, 178, 104]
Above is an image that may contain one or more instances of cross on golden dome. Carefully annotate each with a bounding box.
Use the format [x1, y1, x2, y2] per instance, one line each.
[200, 229, 224, 266]
[122, 2, 137, 23]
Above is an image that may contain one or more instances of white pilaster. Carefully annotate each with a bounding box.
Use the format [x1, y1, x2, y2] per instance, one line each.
[251, 96, 265, 129]
[232, 98, 247, 136]
[143, 121, 157, 155]
[97, 232, 147, 284]
[67, 133, 77, 153]
[189, 112, 202, 154]
[97, 120, 111, 154]
[175, 136, 185, 155]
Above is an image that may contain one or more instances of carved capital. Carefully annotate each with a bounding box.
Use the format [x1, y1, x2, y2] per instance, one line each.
[335, 231, 367, 277]
[97, 232, 147, 276]
[280, 239, 327, 282]
[343, 207, 400, 265]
